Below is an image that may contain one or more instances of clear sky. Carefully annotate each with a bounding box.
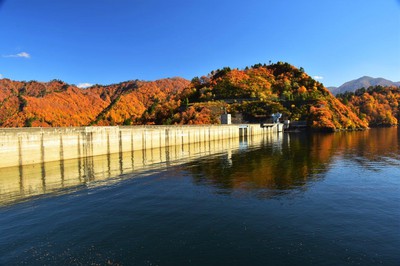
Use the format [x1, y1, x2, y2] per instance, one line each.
[0, 0, 399, 87]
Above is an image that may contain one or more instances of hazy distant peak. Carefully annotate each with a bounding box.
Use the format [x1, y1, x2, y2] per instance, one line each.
[330, 76, 400, 95]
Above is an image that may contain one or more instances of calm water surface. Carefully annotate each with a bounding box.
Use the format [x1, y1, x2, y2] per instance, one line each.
[0, 128, 399, 265]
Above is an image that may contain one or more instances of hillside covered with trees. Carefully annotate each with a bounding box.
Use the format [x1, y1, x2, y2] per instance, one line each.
[336, 86, 399, 127]
[1, 62, 395, 131]
[180, 62, 368, 131]
[0, 78, 190, 127]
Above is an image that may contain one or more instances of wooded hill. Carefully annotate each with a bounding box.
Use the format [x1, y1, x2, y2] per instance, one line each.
[336, 86, 399, 127]
[0, 77, 190, 127]
[0, 62, 397, 131]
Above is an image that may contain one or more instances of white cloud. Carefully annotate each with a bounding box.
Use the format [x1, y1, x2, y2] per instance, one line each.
[313, 76, 324, 80]
[0, 74, 3, 79]
[3, 52, 31, 58]
[77, 83, 93, 89]
[17, 52, 31, 58]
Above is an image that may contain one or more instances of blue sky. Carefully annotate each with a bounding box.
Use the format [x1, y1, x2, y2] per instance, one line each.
[0, 0, 399, 87]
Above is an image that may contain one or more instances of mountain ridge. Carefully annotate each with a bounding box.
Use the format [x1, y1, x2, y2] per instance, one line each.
[330, 76, 400, 95]
[0, 62, 387, 131]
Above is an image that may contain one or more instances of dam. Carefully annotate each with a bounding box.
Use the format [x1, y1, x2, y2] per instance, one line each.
[0, 124, 283, 169]
[0, 124, 283, 206]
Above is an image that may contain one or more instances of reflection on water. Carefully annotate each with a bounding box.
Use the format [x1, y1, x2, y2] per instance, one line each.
[0, 128, 398, 206]
[189, 132, 326, 198]
[333, 128, 400, 171]
[0, 128, 399, 265]
[188, 128, 399, 197]
[0, 134, 281, 206]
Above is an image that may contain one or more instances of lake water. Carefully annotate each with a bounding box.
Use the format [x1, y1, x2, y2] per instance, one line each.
[0, 128, 399, 265]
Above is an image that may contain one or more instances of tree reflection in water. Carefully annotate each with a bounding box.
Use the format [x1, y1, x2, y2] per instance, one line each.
[189, 128, 399, 197]
[0, 128, 397, 205]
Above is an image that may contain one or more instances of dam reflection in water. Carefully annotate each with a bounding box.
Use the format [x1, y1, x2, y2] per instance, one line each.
[0, 133, 284, 206]
[2, 128, 397, 206]
[1, 128, 398, 265]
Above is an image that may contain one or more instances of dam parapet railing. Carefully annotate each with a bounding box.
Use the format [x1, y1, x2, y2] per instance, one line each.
[0, 124, 283, 169]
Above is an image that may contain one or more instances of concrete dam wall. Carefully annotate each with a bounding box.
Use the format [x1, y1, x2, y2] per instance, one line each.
[0, 124, 282, 169]
[0, 131, 285, 206]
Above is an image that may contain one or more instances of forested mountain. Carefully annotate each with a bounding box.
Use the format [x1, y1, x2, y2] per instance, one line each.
[178, 62, 368, 131]
[0, 78, 190, 127]
[337, 86, 399, 127]
[2, 62, 393, 131]
[330, 76, 400, 95]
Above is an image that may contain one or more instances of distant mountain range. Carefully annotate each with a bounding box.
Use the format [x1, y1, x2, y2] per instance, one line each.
[329, 76, 400, 95]
[2, 64, 399, 129]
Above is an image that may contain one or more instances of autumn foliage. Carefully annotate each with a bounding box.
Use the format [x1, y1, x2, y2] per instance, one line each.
[182, 62, 368, 131]
[0, 78, 190, 127]
[1, 62, 395, 131]
[337, 86, 399, 127]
